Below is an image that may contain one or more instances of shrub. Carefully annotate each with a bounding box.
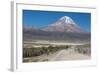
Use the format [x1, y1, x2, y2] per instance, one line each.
[23, 45, 70, 57]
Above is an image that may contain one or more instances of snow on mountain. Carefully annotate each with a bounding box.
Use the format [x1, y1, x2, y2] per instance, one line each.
[43, 16, 84, 33]
[59, 16, 76, 25]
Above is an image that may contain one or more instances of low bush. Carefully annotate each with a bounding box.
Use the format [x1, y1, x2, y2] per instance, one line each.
[23, 45, 70, 57]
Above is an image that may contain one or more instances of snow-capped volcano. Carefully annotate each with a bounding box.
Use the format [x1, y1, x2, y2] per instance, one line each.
[43, 16, 84, 33]
[59, 16, 76, 25]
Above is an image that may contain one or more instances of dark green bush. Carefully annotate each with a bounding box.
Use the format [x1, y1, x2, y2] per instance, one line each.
[23, 45, 70, 57]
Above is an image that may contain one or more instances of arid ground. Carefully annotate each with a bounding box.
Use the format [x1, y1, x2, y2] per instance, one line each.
[23, 40, 90, 62]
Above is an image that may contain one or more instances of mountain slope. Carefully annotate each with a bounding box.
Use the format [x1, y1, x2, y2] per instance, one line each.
[43, 16, 84, 33]
[23, 16, 90, 43]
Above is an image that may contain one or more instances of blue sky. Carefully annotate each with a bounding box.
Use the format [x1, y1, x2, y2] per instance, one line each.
[23, 10, 91, 32]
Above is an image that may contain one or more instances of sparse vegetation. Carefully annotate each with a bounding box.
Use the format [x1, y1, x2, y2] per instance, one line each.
[74, 44, 91, 56]
[23, 45, 70, 58]
[23, 40, 91, 62]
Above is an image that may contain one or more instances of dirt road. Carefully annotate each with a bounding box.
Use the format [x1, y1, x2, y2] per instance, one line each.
[23, 49, 90, 62]
[49, 49, 90, 61]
